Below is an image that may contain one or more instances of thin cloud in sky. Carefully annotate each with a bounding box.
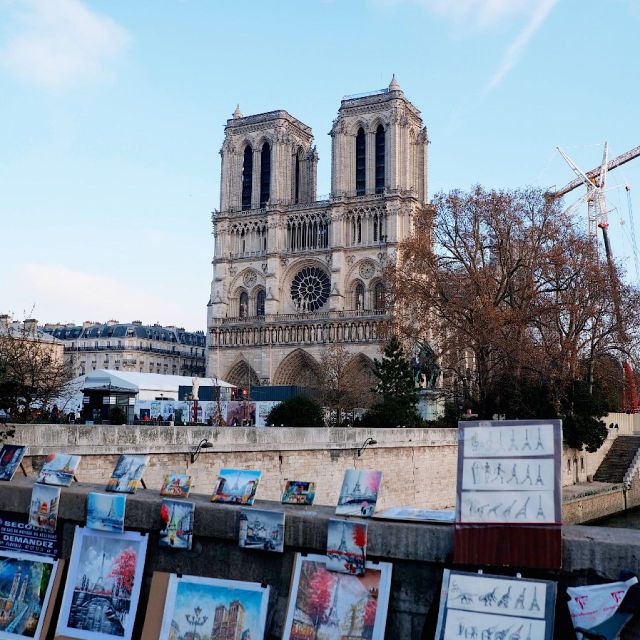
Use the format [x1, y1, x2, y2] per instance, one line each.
[482, 0, 558, 93]
[0, 0, 130, 90]
[10, 263, 198, 330]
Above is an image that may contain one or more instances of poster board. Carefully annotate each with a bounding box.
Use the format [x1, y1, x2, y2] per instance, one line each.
[140, 572, 170, 640]
[434, 569, 557, 640]
[454, 419, 563, 569]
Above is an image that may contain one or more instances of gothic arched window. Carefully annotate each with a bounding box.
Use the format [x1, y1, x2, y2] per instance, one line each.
[355, 282, 365, 310]
[375, 124, 385, 194]
[374, 282, 386, 311]
[239, 291, 249, 318]
[355, 127, 366, 196]
[260, 142, 271, 207]
[256, 289, 266, 317]
[294, 149, 301, 203]
[241, 145, 253, 211]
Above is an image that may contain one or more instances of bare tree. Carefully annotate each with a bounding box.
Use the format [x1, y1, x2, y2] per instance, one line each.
[0, 320, 74, 422]
[389, 186, 640, 435]
[318, 344, 374, 426]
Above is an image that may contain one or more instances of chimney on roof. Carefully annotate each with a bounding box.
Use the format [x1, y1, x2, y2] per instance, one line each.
[24, 319, 38, 335]
[132, 320, 142, 326]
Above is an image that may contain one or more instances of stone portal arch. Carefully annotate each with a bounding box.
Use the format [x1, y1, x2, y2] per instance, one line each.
[273, 348, 321, 387]
[225, 360, 260, 387]
[344, 353, 377, 406]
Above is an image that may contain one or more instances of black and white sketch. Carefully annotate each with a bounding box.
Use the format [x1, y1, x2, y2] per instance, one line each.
[461, 491, 555, 523]
[434, 570, 556, 640]
[463, 424, 555, 458]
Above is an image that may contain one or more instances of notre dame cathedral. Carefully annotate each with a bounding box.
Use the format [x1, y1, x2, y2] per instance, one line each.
[206, 77, 430, 388]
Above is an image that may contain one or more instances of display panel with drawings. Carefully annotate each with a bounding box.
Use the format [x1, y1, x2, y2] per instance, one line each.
[434, 569, 557, 640]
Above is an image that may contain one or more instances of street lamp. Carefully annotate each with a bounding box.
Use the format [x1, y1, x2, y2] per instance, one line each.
[357, 437, 377, 457]
[191, 438, 213, 464]
[185, 606, 208, 637]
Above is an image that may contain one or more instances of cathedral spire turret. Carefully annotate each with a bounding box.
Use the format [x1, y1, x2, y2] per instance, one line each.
[233, 104, 242, 119]
[388, 74, 400, 91]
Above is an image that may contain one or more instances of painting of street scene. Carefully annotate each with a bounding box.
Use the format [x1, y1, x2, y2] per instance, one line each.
[211, 468, 261, 505]
[239, 508, 285, 553]
[56, 528, 147, 640]
[160, 473, 192, 499]
[28, 484, 60, 533]
[0, 550, 57, 638]
[159, 500, 194, 550]
[326, 519, 367, 575]
[283, 554, 392, 640]
[87, 493, 126, 533]
[336, 470, 382, 517]
[281, 481, 316, 505]
[36, 453, 81, 487]
[106, 455, 149, 494]
[159, 574, 269, 640]
[0, 445, 26, 482]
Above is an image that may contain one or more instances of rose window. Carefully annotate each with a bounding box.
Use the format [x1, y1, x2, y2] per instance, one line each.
[290, 267, 331, 311]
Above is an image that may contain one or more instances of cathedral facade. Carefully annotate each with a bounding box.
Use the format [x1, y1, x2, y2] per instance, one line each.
[207, 77, 430, 388]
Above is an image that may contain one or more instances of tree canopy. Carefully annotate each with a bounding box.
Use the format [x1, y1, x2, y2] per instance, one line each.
[389, 186, 640, 449]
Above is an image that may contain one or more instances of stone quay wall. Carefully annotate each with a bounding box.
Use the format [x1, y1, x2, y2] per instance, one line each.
[8, 424, 460, 510]
[1, 478, 640, 639]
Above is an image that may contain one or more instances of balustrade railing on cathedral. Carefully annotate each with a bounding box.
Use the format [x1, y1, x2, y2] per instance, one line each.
[211, 308, 388, 326]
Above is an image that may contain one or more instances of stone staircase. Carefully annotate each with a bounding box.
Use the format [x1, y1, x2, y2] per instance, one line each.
[594, 435, 640, 483]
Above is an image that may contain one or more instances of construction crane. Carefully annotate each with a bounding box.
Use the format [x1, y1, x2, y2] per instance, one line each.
[551, 142, 640, 412]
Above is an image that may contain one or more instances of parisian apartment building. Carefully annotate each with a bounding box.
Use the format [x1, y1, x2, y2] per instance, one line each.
[42, 320, 206, 378]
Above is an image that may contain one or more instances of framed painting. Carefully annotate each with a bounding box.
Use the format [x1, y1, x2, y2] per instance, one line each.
[159, 500, 194, 550]
[335, 470, 382, 517]
[434, 569, 557, 640]
[0, 444, 26, 481]
[37, 454, 81, 487]
[282, 553, 392, 640]
[159, 473, 192, 499]
[86, 493, 126, 534]
[281, 480, 316, 505]
[211, 468, 261, 505]
[29, 484, 60, 533]
[239, 508, 285, 553]
[326, 519, 367, 575]
[0, 549, 58, 639]
[56, 527, 148, 640]
[106, 455, 149, 494]
[158, 574, 269, 640]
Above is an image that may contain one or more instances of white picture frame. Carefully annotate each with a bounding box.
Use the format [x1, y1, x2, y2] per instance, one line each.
[282, 553, 392, 640]
[158, 574, 270, 640]
[56, 527, 148, 640]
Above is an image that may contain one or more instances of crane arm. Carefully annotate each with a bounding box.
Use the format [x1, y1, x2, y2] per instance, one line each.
[551, 144, 640, 198]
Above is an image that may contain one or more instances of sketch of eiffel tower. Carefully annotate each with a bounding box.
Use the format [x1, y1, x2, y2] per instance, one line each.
[521, 429, 532, 451]
[514, 588, 526, 609]
[525, 623, 533, 640]
[535, 465, 544, 486]
[337, 523, 348, 553]
[509, 429, 518, 451]
[529, 587, 540, 612]
[536, 427, 544, 450]
[515, 497, 530, 520]
[536, 496, 545, 521]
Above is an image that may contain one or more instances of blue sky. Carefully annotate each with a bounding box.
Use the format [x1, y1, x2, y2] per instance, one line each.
[1, 0, 639, 331]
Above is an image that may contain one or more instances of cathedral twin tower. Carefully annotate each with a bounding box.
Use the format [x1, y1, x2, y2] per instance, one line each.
[207, 77, 429, 389]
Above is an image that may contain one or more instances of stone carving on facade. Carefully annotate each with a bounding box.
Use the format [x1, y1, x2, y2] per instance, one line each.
[280, 257, 289, 268]
[359, 261, 376, 280]
[243, 270, 258, 287]
[346, 255, 355, 266]
[262, 263, 268, 273]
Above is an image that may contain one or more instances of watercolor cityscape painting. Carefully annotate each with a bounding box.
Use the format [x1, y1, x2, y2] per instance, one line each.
[106, 455, 150, 494]
[336, 470, 382, 517]
[36, 453, 81, 487]
[0, 550, 57, 639]
[211, 469, 261, 505]
[0, 445, 26, 482]
[239, 508, 285, 553]
[28, 484, 60, 533]
[326, 519, 367, 575]
[283, 554, 392, 640]
[86, 493, 126, 533]
[57, 528, 148, 640]
[281, 481, 316, 505]
[160, 474, 192, 499]
[159, 575, 269, 640]
[159, 500, 194, 550]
